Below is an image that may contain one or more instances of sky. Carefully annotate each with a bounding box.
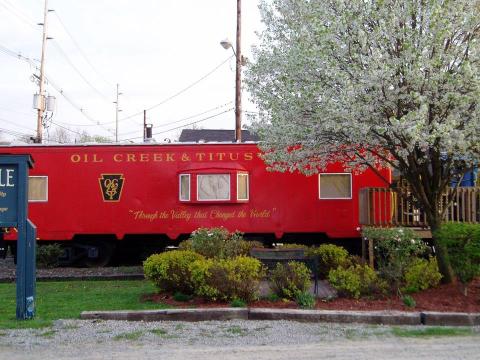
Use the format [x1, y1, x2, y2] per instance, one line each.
[0, 0, 263, 143]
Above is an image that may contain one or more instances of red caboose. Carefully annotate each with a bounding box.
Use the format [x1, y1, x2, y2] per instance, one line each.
[1, 143, 390, 265]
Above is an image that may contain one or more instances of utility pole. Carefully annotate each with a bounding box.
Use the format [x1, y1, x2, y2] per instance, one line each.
[36, 0, 50, 144]
[143, 110, 146, 141]
[114, 84, 121, 143]
[235, 0, 242, 143]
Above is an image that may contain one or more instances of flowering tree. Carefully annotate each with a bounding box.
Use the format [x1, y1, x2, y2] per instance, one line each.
[246, 0, 480, 282]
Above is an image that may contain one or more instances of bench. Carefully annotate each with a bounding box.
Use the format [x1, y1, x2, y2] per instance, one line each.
[249, 248, 319, 295]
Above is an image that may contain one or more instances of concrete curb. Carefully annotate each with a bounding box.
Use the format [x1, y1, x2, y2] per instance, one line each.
[248, 308, 421, 325]
[421, 312, 480, 326]
[81, 308, 249, 322]
[81, 308, 479, 326]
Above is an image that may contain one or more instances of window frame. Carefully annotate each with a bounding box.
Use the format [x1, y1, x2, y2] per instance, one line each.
[28, 175, 48, 202]
[236, 172, 249, 201]
[179, 174, 191, 201]
[318, 173, 352, 200]
[196, 173, 231, 201]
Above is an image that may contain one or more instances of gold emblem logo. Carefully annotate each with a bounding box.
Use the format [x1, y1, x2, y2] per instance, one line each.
[99, 174, 125, 202]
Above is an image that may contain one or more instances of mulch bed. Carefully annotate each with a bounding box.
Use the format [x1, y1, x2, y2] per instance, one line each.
[143, 278, 480, 313]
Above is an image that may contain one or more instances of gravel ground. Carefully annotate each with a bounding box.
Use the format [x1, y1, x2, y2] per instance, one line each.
[1, 319, 479, 360]
[0, 256, 144, 281]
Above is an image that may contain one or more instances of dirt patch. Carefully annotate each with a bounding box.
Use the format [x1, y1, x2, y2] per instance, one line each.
[142, 293, 299, 309]
[143, 278, 480, 312]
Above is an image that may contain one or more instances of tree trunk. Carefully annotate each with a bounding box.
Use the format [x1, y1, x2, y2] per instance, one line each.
[428, 219, 455, 284]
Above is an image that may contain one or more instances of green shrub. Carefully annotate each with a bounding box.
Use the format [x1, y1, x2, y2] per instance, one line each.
[402, 257, 442, 293]
[143, 250, 204, 294]
[435, 223, 480, 294]
[230, 298, 247, 307]
[274, 243, 310, 250]
[223, 238, 264, 259]
[295, 291, 316, 309]
[306, 244, 350, 279]
[190, 256, 265, 302]
[189, 227, 230, 259]
[36, 243, 63, 268]
[270, 261, 312, 300]
[328, 264, 384, 299]
[189, 258, 218, 300]
[362, 227, 428, 292]
[402, 294, 416, 308]
[188, 227, 262, 259]
[264, 293, 280, 302]
[173, 292, 192, 302]
[178, 239, 192, 251]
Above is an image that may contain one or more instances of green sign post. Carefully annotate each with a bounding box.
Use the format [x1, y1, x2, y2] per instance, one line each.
[0, 155, 36, 320]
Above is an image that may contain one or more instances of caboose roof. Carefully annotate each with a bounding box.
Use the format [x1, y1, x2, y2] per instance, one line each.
[178, 129, 259, 143]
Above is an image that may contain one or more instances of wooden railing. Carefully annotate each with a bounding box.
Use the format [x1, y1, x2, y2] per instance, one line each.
[359, 187, 480, 227]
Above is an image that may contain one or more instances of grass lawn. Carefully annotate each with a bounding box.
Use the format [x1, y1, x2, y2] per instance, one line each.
[0, 280, 168, 329]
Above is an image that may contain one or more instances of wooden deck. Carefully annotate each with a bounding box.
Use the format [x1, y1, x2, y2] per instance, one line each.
[359, 186, 480, 238]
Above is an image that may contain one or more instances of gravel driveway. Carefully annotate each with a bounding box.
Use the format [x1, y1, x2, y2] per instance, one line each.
[1, 319, 479, 360]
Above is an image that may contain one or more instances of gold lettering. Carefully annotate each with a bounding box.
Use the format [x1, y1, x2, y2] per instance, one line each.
[196, 153, 206, 161]
[153, 153, 163, 162]
[166, 153, 175, 162]
[71, 154, 81, 163]
[140, 153, 149, 162]
[210, 210, 236, 221]
[170, 209, 191, 221]
[237, 210, 247, 218]
[113, 154, 123, 162]
[83, 154, 89, 162]
[229, 152, 239, 161]
[127, 154, 136, 162]
[129, 210, 158, 222]
[92, 154, 103, 163]
[194, 210, 208, 219]
[244, 153, 253, 161]
[217, 153, 225, 161]
[250, 209, 271, 218]
[208, 153, 214, 161]
[181, 153, 191, 162]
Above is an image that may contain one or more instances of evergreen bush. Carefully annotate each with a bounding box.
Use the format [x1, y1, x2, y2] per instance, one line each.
[188, 227, 263, 259]
[435, 223, 480, 295]
[143, 250, 204, 294]
[36, 243, 63, 268]
[306, 244, 350, 279]
[190, 256, 265, 302]
[362, 227, 428, 292]
[402, 257, 442, 293]
[328, 264, 385, 299]
[270, 261, 312, 300]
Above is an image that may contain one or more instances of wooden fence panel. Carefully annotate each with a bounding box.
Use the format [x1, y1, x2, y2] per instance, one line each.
[359, 187, 480, 227]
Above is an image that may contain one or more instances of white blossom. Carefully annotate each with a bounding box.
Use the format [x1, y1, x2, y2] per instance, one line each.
[246, 1, 480, 257]
[246, 0, 480, 182]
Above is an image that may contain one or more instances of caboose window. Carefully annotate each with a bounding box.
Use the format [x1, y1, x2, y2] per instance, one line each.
[237, 173, 249, 200]
[28, 176, 48, 202]
[179, 174, 190, 201]
[319, 173, 352, 199]
[197, 174, 230, 201]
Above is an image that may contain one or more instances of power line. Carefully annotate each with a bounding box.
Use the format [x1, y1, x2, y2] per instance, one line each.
[0, 106, 33, 117]
[0, 126, 33, 139]
[0, 0, 38, 31]
[0, 118, 36, 132]
[120, 55, 234, 122]
[51, 40, 111, 102]
[118, 102, 233, 136]
[0, 43, 114, 137]
[122, 108, 233, 142]
[53, 11, 113, 88]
